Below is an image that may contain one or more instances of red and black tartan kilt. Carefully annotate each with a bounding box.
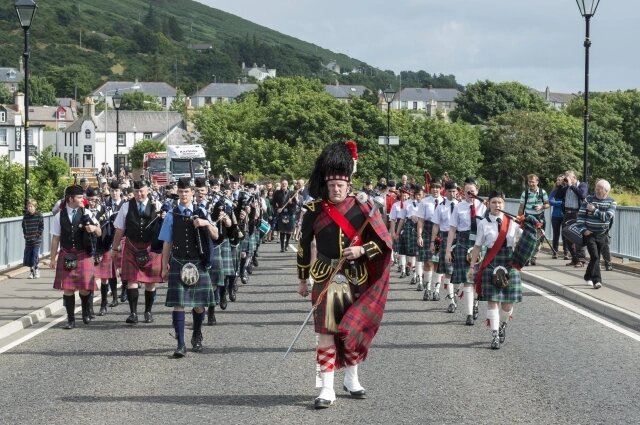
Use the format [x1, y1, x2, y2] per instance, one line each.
[478, 246, 522, 303]
[165, 258, 215, 308]
[451, 232, 473, 284]
[94, 250, 115, 280]
[120, 240, 163, 284]
[511, 226, 539, 269]
[436, 230, 454, 275]
[53, 248, 98, 292]
[311, 278, 371, 335]
[398, 220, 417, 256]
[417, 220, 434, 262]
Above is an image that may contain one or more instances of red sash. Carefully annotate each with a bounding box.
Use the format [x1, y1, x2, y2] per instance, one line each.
[321, 200, 363, 247]
[474, 215, 510, 292]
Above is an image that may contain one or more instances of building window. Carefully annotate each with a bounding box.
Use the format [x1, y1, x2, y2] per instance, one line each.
[401, 101, 408, 109]
[58, 110, 66, 119]
[412, 102, 418, 110]
[143, 133, 152, 140]
[0, 128, 7, 146]
[117, 133, 125, 147]
[75, 154, 79, 167]
[0, 111, 5, 123]
[205, 97, 212, 105]
[162, 97, 167, 107]
[85, 129, 91, 139]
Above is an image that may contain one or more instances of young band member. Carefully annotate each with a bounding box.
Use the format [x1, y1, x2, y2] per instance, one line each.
[445, 178, 486, 326]
[111, 180, 164, 324]
[416, 181, 443, 298]
[395, 188, 418, 284]
[297, 141, 391, 409]
[389, 190, 409, 277]
[273, 179, 299, 252]
[159, 177, 219, 357]
[468, 191, 522, 349]
[50, 184, 102, 329]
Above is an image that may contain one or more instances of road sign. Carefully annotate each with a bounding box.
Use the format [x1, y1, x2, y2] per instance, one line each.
[378, 136, 399, 145]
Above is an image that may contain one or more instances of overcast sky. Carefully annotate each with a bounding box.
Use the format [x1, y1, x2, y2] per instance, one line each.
[197, 0, 636, 93]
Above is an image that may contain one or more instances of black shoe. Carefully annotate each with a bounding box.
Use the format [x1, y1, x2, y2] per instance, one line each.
[126, 313, 138, 324]
[246, 264, 253, 275]
[207, 307, 216, 325]
[191, 332, 203, 353]
[491, 331, 500, 349]
[343, 385, 367, 399]
[120, 290, 128, 303]
[422, 290, 431, 301]
[605, 263, 613, 271]
[252, 256, 259, 267]
[82, 315, 91, 325]
[229, 289, 237, 302]
[551, 254, 558, 259]
[64, 318, 76, 329]
[563, 254, 570, 260]
[219, 295, 227, 310]
[108, 297, 119, 308]
[314, 398, 333, 409]
[241, 275, 248, 285]
[466, 315, 474, 326]
[98, 305, 108, 316]
[447, 303, 456, 313]
[89, 305, 96, 320]
[144, 311, 154, 323]
[432, 291, 440, 301]
[280, 248, 285, 253]
[498, 322, 506, 344]
[172, 344, 187, 358]
[530, 257, 537, 266]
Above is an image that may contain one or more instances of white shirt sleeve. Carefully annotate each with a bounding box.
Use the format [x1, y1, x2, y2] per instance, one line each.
[114, 201, 130, 230]
[50, 212, 62, 237]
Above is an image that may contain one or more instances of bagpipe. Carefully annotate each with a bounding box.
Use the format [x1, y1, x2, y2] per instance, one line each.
[171, 206, 211, 266]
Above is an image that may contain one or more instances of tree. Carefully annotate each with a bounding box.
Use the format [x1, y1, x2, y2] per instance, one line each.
[19, 76, 57, 106]
[119, 92, 163, 111]
[0, 84, 12, 104]
[0, 156, 25, 217]
[451, 80, 549, 124]
[128, 139, 166, 169]
[44, 64, 98, 99]
[166, 16, 184, 42]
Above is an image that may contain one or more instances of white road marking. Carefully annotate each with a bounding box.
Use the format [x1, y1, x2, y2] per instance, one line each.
[0, 311, 69, 354]
[523, 283, 640, 342]
[288, 243, 297, 252]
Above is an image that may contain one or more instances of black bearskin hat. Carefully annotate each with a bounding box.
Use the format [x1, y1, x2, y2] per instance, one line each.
[308, 140, 358, 199]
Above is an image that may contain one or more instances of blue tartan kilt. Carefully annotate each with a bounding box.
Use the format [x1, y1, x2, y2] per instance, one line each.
[417, 221, 434, 262]
[436, 231, 454, 275]
[479, 246, 522, 303]
[399, 220, 417, 256]
[451, 232, 474, 284]
[165, 258, 215, 308]
[511, 226, 540, 269]
[240, 231, 258, 253]
[220, 239, 235, 277]
[208, 243, 224, 287]
[229, 243, 240, 273]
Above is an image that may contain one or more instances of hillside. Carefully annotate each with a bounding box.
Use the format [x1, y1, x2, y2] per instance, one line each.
[0, 0, 458, 98]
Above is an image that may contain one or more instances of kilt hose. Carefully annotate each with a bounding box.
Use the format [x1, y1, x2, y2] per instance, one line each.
[220, 239, 236, 277]
[311, 277, 370, 335]
[478, 246, 522, 303]
[436, 231, 454, 276]
[511, 225, 540, 270]
[53, 248, 98, 292]
[165, 258, 215, 308]
[417, 220, 435, 262]
[121, 239, 163, 284]
[451, 232, 474, 284]
[94, 250, 115, 280]
[399, 220, 417, 256]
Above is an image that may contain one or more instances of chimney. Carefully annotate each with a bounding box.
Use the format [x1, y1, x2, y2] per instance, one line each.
[83, 97, 95, 119]
[545, 86, 550, 101]
[70, 98, 78, 113]
[19, 57, 24, 74]
[14, 92, 24, 113]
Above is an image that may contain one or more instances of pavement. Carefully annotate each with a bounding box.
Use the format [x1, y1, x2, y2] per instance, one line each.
[1, 247, 639, 343]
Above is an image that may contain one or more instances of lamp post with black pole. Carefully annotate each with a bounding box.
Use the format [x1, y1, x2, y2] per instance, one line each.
[383, 85, 396, 183]
[112, 90, 122, 178]
[576, 0, 601, 186]
[14, 0, 38, 207]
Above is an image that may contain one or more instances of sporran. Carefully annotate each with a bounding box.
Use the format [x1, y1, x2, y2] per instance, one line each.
[492, 266, 510, 289]
[180, 262, 200, 286]
[135, 249, 150, 267]
[63, 253, 78, 271]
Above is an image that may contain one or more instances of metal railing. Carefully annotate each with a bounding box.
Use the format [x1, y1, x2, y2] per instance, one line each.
[0, 213, 54, 271]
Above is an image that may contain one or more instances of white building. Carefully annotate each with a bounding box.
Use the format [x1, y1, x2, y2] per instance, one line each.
[241, 62, 276, 82]
[0, 92, 46, 167]
[192, 83, 258, 108]
[90, 80, 177, 110]
[387, 87, 461, 118]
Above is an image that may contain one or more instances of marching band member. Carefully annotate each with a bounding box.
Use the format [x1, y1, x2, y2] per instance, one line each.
[389, 190, 409, 277]
[395, 188, 418, 284]
[416, 181, 443, 298]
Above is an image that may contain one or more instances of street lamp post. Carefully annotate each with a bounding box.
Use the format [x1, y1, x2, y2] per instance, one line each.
[112, 90, 122, 177]
[576, 0, 601, 186]
[383, 85, 396, 183]
[14, 0, 38, 207]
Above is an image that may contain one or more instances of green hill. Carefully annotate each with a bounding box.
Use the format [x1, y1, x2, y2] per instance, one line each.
[0, 0, 458, 98]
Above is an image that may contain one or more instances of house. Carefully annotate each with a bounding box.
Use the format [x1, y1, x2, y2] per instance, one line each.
[191, 83, 258, 108]
[0, 58, 24, 94]
[90, 80, 177, 110]
[322, 60, 341, 74]
[387, 87, 461, 118]
[29, 105, 77, 130]
[324, 84, 367, 103]
[241, 62, 276, 82]
[533, 86, 576, 109]
[56, 98, 185, 171]
[0, 92, 46, 167]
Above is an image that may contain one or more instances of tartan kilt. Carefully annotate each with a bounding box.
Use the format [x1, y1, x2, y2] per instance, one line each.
[392, 237, 400, 253]
[229, 244, 240, 274]
[53, 248, 98, 292]
[511, 227, 539, 269]
[451, 234, 474, 284]
[277, 212, 295, 233]
[417, 220, 435, 262]
[311, 278, 370, 335]
[165, 258, 215, 308]
[399, 220, 417, 256]
[240, 231, 258, 253]
[208, 243, 224, 287]
[94, 250, 115, 280]
[436, 231, 454, 275]
[120, 240, 163, 284]
[478, 246, 522, 303]
[220, 239, 236, 277]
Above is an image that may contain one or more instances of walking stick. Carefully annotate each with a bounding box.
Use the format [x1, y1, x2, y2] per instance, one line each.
[283, 196, 384, 360]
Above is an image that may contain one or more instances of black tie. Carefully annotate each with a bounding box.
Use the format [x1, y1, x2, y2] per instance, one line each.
[496, 218, 507, 248]
[184, 209, 192, 217]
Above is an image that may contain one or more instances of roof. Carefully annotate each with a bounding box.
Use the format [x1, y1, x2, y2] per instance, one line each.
[27, 106, 76, 124]
[395, 87, 461, 102]
[324, 85, 367, 99]
[91, 81, 177, 97]
[194, 83, 258, 98]
[0, 67, 24, 84]
[532, 88, 577, 105]
[65, 110, 184, 134]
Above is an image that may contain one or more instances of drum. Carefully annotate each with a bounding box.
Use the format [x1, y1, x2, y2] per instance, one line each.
[258, 219, 271, 236]
[562, 219, 584, 247]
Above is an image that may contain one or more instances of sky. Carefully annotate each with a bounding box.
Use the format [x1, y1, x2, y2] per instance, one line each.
[197, 0, 637, 93]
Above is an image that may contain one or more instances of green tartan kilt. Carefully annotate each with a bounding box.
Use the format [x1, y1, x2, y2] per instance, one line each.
[511, 226, 539, 269]
[479, 246, 522, 303]
[208, 243, 224, 287]
[229, 244, 240, 275]
[165, 258, 215, 308]
[451, 232, 474, 283]
[220, 239, 236, 277]
[436, 231, 454, 275]
[417, 220, 435, 262]
[399, 220, 417, 256]
[240, 231, 258, 253]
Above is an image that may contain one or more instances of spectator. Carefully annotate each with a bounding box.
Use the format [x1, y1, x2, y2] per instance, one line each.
[22, 199, 44, 279]
[557, 170, 588, 267]
[578, 179, 616, 289]
[517, 174, 549, 265]
[549, 174, 569, 260]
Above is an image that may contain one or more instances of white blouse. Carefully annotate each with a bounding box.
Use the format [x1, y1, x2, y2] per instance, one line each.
[474, 214, 521, 248]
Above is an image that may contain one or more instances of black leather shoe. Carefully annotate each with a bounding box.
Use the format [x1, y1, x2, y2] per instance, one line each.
[120, 290, 128, 303]
[314, 398, 333, 409]
[246, 264, 253, 275]
[191, 332, 203, 353]
[219, 296, 227, 310]
[89, 306, 96, 320]
[252, 256, 259, 267]
[172, 344, 187, 358]
[82, 315, 91, 325]
[98, 305, 108, 316]
[64, 319, 75, 329]
[241, 275, 248, 285]
[229, 289, 237, 302]
[605, 263, 613, 271]
[144, 312, 154, 323]
[466, 315, 474, 326]
[108, 297, 119, 308]
[126, 313, 138, 324]
[343, 385, 367, 399]
[207, 307, 216, 325]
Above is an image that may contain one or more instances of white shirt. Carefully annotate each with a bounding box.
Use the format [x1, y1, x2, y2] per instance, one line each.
[418, 195, 442, 221]
[449, 199, 487, 232]
[51, 206, 85, 237]
[114, 199, 161, 231]
[389, 201, 407, 220]
[432, 198, 457, 232]
[405, 200, 421, 220]
[474, 214, 521, 248]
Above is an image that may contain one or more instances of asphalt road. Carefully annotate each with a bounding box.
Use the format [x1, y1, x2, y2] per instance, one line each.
[1, 242, 639, 425]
